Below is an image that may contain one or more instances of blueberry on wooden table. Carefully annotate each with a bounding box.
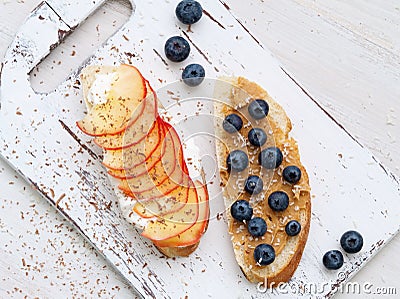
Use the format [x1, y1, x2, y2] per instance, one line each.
[164, 36, 190, 62]
[175, 0, 203, 25]
[182, 63, 205, 86]
[223, 113, 243, 133]
[340, 230, 363, 253]
[254, 244, 275, 266]
[230, 200, 253, 222]
[323, 250, 344, 270]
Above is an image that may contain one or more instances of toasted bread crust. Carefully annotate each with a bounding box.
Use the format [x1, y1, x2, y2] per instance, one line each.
[155, 242, 200, 257]
[214, 77, 311, 286]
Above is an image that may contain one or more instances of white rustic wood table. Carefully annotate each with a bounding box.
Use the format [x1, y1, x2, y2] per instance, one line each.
[0, 0, 399, 298]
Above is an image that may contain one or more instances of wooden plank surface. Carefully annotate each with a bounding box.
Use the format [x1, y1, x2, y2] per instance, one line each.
[0, 0, 399, 298]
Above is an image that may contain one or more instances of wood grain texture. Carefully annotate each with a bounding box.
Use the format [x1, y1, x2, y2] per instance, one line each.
[227, 0, 400, 176]
[0, 0, 399, 298]
[226, 1, 400, 298]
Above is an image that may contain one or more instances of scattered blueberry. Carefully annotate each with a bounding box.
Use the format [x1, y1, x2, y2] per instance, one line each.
[230, 200, 253, 222]
[223, 113, 243, 133]
[268, 191, 289, 212]
[226, 150, 248, 172]
[254, 244, 275, 266]
[285, 220, 301, 236]
[244, 175, 263, 195]
[248, 99, 269, 120]
[182, 63, 205, 86]
[259, 147, 283, 169]
[340, 231, 363, 254]
[164, 36, 190, 62]
[248, 128, 267, 147]
[323, 250, 344, 270]
[175, 0, 203, 25]
[283, 165, 302, 184]
[247, 217, 267, 237]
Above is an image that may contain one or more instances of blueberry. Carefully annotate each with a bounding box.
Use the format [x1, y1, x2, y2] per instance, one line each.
[248, 99, 269, 120]
[230, 200, 253, 222]
[175, 0, 203, 25]
[247, 217, 267, 237]
[283, 165, 302, 184]
[285, 220, 301, 236]
[340, 231, 363, 254]
[253, 244, 275, 266]
[248, 128, 267, 147]
[223, 114, 243, 133]
[259, 147, 283, 169]
[164, 36, 190, 62]
[226, 150, 248, 172]
[244, 175, 263, 195]
[268, 191, 289, 212]
[182, 63, 205, 86]
[323, 250, 344, 270]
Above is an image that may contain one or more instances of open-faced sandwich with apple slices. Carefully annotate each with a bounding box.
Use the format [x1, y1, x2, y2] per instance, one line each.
[76, 64, 209, 257]
[213, 77, 311, 286]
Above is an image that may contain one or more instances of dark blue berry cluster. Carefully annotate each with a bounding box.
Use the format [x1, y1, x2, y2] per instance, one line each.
[164, 1, 205, 86]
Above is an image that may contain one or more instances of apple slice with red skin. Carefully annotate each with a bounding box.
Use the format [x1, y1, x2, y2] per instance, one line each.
[77, 64, 147, 136]
[132, 174, 190, 218]
[106, 118, 166, 178]
[128, 155, 187, 200]
[106, 122, 165, 179]
[132, 122, 195, 221]
[102, 116, 163, 170]
[129, 123, 190, 200]
[152, 181, 209, 247]
[92, 95, 147, 149]
[93, 81, 158, 150]
[141, 180, 199, 241]
[118, 120, 190, 195]
[133, 121, 188, 196]
[118, 121, 177, 194]
[122, 153, 185, 199]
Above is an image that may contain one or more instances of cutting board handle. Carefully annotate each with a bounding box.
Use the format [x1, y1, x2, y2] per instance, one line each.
[1, 0, 135, 94]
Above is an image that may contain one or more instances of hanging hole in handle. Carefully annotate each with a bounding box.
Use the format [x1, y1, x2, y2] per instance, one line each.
[29, 0, 133, 94]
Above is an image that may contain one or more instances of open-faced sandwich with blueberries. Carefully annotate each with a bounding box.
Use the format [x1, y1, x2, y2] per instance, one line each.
[214, 77, 312, 286]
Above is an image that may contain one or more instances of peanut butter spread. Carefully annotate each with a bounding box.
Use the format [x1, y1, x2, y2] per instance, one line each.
[215, 77, 311, 278]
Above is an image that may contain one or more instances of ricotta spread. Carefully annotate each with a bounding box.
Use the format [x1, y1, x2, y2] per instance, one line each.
[88, 72, 118, 105]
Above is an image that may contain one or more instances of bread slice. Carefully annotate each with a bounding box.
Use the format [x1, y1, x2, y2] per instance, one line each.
[213, 77, 311, 286]
[79, 65, 208, 258]
[155, 242, 200, 257]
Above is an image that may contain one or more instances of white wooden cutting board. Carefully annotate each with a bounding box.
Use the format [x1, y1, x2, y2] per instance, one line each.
[1, 0, 399, 298]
